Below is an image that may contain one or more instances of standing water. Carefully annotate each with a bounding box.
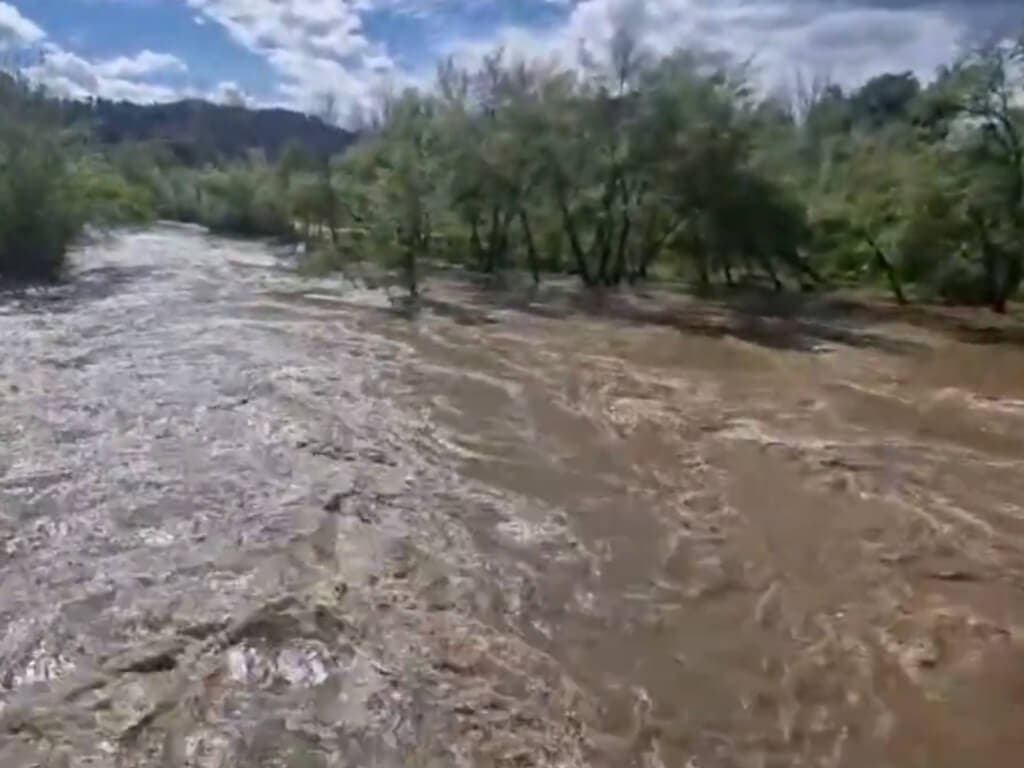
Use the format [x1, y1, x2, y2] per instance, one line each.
[2, 226, 1024, 766]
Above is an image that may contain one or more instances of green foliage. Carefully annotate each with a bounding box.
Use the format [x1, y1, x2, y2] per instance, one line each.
[152, 167, 205, 223]
[260, 35, 1021, 311]
[782, 38, 1024, 309]
[348, 91, 444, 295]
[199, 162, 294, 238]
[73, 154, 159, 225]
[929, 254, 990, 305]
[0, 134, 84, 280]
[299, 43, 819, 296]
[848, 72, 921, 128]
[0, 73, 85, 280]
[0, 73, 168, 280]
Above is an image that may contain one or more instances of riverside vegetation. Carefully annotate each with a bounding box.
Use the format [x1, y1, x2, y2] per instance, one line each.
[3, 36, 1024, 312]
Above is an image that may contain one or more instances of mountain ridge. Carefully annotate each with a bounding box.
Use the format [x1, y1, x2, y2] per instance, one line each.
[60, 97, 356, 163]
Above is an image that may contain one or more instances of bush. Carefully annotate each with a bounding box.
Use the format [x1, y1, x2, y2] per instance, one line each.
[0, 137, 85, 280]
[200, 166, 294, 239]
[73, 156, 158, 226]
[153, 169, 205, 223]
[928, 255, 989, 305]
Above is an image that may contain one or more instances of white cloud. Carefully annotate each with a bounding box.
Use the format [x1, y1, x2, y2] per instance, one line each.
[176, 0, 976, 120]
[187, 0, 376, 60]
[0, 3, 193, 104]
[0, 1, 44, 45]
[439, 0, 967, 94]
[26, 45, 187, 102]
[95, 50, 189, 79]
[186, 0, 403, 118]
[210, 79, 248, 107]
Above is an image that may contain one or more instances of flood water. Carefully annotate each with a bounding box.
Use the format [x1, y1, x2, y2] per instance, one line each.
[2, 225, 1024, 767]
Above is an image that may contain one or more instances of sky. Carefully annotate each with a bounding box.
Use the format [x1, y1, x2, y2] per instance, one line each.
[1, 1, 1023, 120]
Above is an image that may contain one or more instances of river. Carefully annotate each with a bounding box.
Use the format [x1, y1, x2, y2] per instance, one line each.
[1, 225, 1023, 767]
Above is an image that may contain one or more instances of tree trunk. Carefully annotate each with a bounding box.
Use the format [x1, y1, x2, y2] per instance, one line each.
[740, 252, 756, 283]
[484, 205, 501, 273]
[723, 254, 735, 287]
[595, 170, 622, 285]
[468, 214, 483, 267]
[404, 241, 418, 298]
[597, 232, 612, 284]
[496, 208, 515, 273]
[864, 233, 906, 305]
[610, 210, 631, 286]
[696, 253, 710, 289]
[632, 219, 684, 283]
[797, 255, 824, 286]
[555, 188, 593, 285]
[519, 209, 541, 285]
[628, 211, 659, 284]
[993, 254, 1021, 314]
[972, 214, 1006, 312]
[596, 220, 613, 285]
[586, 190, 613, 284]
[760, 252, 783, 292]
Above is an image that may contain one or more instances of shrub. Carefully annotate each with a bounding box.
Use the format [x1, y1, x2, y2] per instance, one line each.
[928, 255, 990, 305]
[200, 166, 294, 239]
[73, 155, 158, 226]
[0, 136, 85, 280]
[153, 169, 205, 223]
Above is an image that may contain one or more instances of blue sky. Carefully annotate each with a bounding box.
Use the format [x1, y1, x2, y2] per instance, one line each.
[1, 1, 1022, 119]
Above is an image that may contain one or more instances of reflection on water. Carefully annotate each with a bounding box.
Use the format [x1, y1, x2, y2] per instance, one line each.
[1, 225, 1024, 766]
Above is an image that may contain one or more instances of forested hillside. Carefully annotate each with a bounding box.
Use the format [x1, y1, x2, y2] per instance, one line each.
[58, 98, 355, 163]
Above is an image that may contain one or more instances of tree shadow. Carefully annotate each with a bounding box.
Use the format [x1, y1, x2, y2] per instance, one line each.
[432, 280, 928, 356]
[786, 294, 1024, 349]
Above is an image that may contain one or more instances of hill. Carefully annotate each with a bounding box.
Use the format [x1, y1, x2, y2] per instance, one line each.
[60, 98, 356, 164]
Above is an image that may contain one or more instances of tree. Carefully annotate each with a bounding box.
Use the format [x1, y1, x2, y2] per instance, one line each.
[813, 135, 918, 302]
[848, 72, 921, 128]
[942, 40, 1024, 311]
[352, 90, 441, 297]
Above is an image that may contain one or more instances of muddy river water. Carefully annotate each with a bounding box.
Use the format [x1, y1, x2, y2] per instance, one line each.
[1, 226, 1024, 767]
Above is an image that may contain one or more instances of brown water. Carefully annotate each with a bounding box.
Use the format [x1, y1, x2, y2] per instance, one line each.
[2, 225, 1024, 767]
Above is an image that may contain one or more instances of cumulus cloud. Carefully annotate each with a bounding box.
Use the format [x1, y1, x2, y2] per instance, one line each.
[0, 0, 44, 45]
[439, 0, 977, 92]
[61, 0, 1024, 117]
[186, 0, 401, 116]
[25, 45, 188, 102]
[164, 0, 1024, 121]
[210, 79, 248, 106]
[3, 5, 196, 104]
[95, 50, 189, 79]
